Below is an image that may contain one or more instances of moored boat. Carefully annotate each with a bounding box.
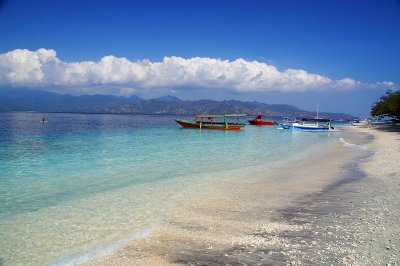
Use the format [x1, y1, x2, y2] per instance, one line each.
[248, 115, 276, 125]
[175, 114, 246, 130]
[280, 118, 335, 131]
[352, 118, 368, 126]
[369, 116, 395, 125]
[279, 104, 338, 132]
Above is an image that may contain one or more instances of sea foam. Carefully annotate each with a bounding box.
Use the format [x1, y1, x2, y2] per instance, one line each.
[51, 227, 154, 266]
[339, 137, 367, 150]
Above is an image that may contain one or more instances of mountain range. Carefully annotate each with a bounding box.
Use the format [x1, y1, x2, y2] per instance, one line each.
[0, 88, 355, 119]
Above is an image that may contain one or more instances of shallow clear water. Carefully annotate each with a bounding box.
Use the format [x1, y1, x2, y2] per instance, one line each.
[0, 112, 344, 265]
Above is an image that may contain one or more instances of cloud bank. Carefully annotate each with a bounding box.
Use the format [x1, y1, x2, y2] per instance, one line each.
[0, 48, 396, 96]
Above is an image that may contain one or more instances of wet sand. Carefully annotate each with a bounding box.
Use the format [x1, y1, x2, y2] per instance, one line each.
[84, 126, 399, 265]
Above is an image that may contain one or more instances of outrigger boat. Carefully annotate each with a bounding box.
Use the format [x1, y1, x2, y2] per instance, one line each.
[248, 115, 276, 125]
[175, 114, 246, 130]
[280, 104, 337, 132]
[280, 118, 335, 131]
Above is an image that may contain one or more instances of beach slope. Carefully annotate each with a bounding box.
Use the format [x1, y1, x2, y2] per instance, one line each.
[84, 126, 400, 265]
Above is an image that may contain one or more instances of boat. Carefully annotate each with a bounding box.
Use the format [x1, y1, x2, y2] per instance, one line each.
[280, 104, 337, 132]
[280, 117, 298, 125]
[369, 116, 394, 125]
[248, 115, 276, 125]
[280, 118, 335, 131]
[175, 114, 246, 130]
[352, 118, 368, 126]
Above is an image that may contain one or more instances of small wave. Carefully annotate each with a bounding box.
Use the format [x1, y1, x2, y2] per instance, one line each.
[339, 138, 366, 150]
[51, 226, 154, 266]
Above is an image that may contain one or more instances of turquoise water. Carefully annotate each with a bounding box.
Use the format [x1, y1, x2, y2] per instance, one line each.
[0, 112, 343, 265]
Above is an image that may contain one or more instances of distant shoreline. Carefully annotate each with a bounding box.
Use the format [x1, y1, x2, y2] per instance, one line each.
[0, 88, 357, 119]
[0, 111, 354, 123]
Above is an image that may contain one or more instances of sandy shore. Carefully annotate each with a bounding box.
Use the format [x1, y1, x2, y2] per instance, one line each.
[349, 125, 400, 265]
[83, 126, 400, 266]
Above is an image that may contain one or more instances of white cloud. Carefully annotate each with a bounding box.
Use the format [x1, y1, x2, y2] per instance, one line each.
[0, 48, 396, 95]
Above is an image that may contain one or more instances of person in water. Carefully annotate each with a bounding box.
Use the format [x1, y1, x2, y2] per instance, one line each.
[41, 117, 46, 123]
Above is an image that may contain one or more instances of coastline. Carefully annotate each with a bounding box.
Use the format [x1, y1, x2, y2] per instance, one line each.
[81, 125, 400, 266]
[348, 125, 400, 265]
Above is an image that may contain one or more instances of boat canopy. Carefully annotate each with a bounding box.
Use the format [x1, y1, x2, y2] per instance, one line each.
[196, 114, 246, 118]
[302, 118, 331, 122]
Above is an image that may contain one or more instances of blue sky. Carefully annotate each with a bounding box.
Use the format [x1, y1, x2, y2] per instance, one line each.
[1, 0, 399, 117]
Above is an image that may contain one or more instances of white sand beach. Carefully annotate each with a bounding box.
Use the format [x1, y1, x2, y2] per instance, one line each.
[83, 125, 400, 266]
[349, 126, 400, 265]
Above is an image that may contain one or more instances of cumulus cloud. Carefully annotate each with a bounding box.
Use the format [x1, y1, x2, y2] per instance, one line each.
[0, 48, 396, 95]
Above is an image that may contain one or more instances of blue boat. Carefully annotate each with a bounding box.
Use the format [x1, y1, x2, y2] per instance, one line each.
[280, 118, 335, 132]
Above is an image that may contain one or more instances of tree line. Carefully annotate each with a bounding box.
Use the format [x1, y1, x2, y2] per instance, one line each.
[371, 89, 400, 120]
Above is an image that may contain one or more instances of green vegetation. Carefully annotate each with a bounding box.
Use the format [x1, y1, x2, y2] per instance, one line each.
[371, 90, 400, 119]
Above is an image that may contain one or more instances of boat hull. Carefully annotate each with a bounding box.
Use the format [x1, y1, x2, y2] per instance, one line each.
[248, 120, 276, 125]
[175, 119, 244, 130]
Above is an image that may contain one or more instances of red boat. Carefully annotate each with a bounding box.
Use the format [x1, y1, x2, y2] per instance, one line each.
[248, 115, 276, 126]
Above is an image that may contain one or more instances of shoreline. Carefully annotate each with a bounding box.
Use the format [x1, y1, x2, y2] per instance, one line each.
[82, 126, 398, 265]
[348, 125, 400, 264]
[270, 125, 400, 265]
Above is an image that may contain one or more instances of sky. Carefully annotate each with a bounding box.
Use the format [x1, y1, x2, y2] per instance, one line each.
[0, 0, 399, 117]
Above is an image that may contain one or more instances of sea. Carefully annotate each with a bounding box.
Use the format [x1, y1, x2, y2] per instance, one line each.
[0, 112, 362, 265]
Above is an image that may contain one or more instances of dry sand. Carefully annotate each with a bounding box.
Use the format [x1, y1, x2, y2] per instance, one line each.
[349, 125, 400, 265]
[84, 125, 400, 266]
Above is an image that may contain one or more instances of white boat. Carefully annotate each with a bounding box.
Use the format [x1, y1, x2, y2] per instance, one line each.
[352, 119, 368, 126]
[369, 116, 394, 125]
[280, 104, 336, 132]
[280, 118, 335, 131]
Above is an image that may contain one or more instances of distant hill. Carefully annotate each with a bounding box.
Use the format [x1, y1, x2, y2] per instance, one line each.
[0, 88, 143, 112]
[0, 88, 354, 120]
